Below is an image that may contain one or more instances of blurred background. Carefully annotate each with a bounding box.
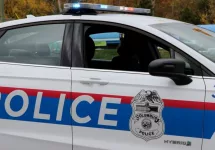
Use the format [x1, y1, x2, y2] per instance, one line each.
[0, 0, 215, 25]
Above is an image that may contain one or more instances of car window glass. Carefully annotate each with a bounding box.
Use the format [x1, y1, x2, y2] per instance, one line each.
[84, 25, 147, 71]
[90, 32, 120, 60]
[157, 46, 170, 58]
[175, 51, 189, 63]
[0, 24, 65, 66]
[151, 22, 215, 64]
[155, 43, 199, 75]
[157, 46, 188, 62]
[82, 23, 201, 76]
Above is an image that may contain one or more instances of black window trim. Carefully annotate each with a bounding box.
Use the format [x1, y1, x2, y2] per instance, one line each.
[71, 22, 84, 67]
[61, 23, 73, 67]
[0, 30, 6, 39]
[74, 20, 212, 77]
[0, 20, 74, 68]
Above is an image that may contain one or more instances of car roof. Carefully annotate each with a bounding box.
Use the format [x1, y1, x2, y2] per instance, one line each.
[0, 13, 181, 29]
[81, 13, 181, 25]
[0, 15, 80, 29]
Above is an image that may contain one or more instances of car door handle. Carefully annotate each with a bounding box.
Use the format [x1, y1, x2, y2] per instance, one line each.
[79, 78, 109, 85]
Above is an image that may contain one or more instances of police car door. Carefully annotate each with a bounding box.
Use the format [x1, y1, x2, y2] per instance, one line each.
[0, 22, 73, 150]
[71, 22, 205, 150]
[203, 74, 215, 150]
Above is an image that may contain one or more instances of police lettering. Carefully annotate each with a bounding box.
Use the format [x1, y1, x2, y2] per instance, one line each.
[2, 90, 121, 127]
[139, 130, 155, 136]
[134, 113, 160, 123]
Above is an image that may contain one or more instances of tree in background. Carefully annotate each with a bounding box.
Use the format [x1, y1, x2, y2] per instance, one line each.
[138, 0, 152, 8]
[179, 7, 201, 24]
[198, 0, 210, 24]
[208, 0, 215, 23]
[58, 0, 63, 12]
[153, 0, 172, 18]
[173, 0, 201, 24]
[138, 0, 159, 15]
[56, 0, 70, 13]
[4, 0, 71, 19]
[198, 0, 215, 24]
[4, 0, 55, 19]
[3, 0, 215, 24]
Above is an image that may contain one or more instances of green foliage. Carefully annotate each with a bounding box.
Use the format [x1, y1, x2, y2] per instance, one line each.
[4, 0, 70, 19]
[4, 0, 55, 19]
[179, 7, 201, 25]
[198, 0, 210, 14]
[198, 0, 215, 24]
[138, 0, 152, 9]
[94, 49, 118, 60]
[158, 49, 170, 58]
[3, 0, 215, 24]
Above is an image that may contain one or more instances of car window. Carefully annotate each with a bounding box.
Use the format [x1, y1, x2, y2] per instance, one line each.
[90, 32, 120, 60]
[84, 25, 146, 71]
[157, 46, 170, 58]
[82, 23, 202, 75]
[156, 45, 188, 62]
[0, 24, 65, 66]
[151, 22, 215, 64]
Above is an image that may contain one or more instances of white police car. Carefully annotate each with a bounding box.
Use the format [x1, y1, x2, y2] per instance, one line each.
[0, 2, 215, 150]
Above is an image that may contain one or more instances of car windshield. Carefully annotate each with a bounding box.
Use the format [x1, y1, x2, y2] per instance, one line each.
[150, 22, 215, 63]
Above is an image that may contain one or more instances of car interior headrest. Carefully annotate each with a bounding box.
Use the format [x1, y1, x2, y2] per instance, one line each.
[86, 36, 95, 61]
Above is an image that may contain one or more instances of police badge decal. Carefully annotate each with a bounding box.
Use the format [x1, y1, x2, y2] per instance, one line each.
[129, 90, 165, 142]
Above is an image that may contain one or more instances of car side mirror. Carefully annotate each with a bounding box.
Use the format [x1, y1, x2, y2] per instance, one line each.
[148, 59, 192, 85]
